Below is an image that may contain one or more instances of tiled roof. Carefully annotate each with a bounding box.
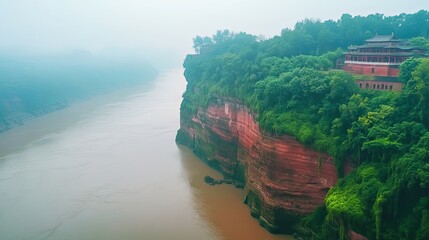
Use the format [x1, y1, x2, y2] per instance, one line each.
[375, 76, 401, 83]
[366, 34, 400, 42]
[353, 44, 419, 50]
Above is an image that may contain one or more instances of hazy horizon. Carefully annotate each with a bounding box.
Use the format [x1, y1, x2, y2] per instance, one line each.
[1, 0, 428, 68]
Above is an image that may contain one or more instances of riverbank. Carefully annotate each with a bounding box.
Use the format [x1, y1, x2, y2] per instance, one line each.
[0, 69, 292, 240]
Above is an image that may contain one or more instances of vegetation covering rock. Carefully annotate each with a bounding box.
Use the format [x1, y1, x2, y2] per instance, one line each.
[178, 10, 429, 239]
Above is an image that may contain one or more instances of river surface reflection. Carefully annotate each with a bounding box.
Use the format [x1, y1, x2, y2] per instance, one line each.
[0, 69, 292, 240]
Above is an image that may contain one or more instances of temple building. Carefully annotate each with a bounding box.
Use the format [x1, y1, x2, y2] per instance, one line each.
[344, 34, 425, 77]
[342, 34, 426, 91]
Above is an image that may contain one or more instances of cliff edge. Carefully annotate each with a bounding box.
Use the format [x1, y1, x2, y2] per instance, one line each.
[177, 98, 347, 233]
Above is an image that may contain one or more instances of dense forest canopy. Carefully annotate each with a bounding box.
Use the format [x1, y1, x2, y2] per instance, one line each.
[193, 10, 429, 57]
[182, 10, 429, 239]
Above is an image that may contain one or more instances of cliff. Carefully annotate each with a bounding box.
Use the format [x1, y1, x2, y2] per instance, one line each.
[177, 98, 349, 233]
[178, 24, 429, 239]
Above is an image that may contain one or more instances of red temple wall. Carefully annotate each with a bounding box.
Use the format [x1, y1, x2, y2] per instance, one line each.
[388, 68, 400, 76]
[344, 63, 399, 77]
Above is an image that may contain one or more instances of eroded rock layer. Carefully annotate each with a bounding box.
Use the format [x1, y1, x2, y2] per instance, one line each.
[176, 98, 342, 232]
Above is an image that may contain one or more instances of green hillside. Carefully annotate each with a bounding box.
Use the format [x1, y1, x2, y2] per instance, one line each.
[181, 10, 429, 239]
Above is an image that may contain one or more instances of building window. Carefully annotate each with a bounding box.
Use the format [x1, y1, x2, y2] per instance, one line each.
[390, 85, 393, 91]
[381, 84, 385, 89]
[372, 68, 375, 74]
[366, 83, 369, 89]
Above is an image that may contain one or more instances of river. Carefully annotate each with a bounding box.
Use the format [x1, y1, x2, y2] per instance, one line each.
[0, 68, 292, 240]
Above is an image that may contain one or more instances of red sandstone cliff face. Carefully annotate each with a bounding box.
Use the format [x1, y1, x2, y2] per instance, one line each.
[177, 98, 345, 232]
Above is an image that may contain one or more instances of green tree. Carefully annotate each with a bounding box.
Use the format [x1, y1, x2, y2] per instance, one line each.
[192, 35, 204, 54]
[409, 37, 429, 51]
[411, 59, 429, 127]
[400, 57, 423, 83]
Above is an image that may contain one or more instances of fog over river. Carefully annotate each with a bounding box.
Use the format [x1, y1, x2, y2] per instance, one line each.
[0, 69, 291, 240]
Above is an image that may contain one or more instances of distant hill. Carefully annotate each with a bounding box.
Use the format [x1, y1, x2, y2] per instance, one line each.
[0, 53, 157, 132]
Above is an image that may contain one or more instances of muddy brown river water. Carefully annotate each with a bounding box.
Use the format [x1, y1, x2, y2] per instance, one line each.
[0, 69, 292, 240]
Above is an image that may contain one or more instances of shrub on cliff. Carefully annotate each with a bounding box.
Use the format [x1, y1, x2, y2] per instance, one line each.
[181, 10, 429, 239]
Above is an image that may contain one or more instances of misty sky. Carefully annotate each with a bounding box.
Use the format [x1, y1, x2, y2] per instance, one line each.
[0, 0, 428, 67]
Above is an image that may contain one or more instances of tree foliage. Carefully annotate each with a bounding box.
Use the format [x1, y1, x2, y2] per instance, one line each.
[182, 10, 429, 239]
